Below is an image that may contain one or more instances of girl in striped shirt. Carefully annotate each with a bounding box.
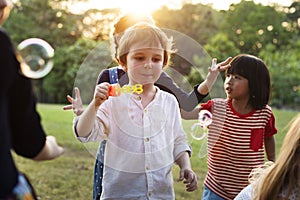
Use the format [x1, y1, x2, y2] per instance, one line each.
[200, 54, 277, 200]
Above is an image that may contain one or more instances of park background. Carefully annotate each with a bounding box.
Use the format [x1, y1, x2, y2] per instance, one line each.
[5, 0, 300, 199]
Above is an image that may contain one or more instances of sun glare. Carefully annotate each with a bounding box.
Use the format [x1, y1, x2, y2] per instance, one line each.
[69, 0, 293, 15]
[69, 0, 173, 15]
[115, 0, 165, 14]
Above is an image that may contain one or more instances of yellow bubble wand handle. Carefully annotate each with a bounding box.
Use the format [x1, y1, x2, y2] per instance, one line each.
[109, 84, 143, 96]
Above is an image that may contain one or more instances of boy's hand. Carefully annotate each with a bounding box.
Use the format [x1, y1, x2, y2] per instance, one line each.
[94, 82, 110, 108]
[178, 169, 198, 192]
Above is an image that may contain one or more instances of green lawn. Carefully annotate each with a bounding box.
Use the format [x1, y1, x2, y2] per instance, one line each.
[13, 104, 298, 200]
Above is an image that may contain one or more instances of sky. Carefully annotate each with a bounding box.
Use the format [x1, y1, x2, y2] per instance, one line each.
[69, 0, 293, 14]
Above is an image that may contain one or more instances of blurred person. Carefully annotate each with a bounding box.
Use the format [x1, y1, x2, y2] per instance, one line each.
[0, 0, 63, 199]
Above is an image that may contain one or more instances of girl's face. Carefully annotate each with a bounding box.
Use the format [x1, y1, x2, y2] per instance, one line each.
[224, 73, 250, 101]
[125, 42, 164, 86]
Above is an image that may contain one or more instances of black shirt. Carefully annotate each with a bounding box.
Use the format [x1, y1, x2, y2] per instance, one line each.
[0, 28, 46, 197]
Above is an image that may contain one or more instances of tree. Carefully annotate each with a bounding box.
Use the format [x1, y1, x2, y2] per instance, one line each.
[42, 38, 111, 103]
[287, 1, 300, 35]
[204, 33, 240, 61]
[259, 43, 300, 108]
[4, 0, 82, 47]
[153, 3, 223, 75]
[222, 0, 291, 55]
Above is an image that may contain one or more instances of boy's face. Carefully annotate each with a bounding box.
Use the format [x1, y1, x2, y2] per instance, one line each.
[125, 42, 164, 86]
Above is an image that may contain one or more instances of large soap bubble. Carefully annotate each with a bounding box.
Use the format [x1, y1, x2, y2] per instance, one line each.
[17, 38, 54, 79]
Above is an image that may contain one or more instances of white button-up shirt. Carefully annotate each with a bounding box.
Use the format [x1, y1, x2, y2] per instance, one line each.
[75, 87, 191, 200]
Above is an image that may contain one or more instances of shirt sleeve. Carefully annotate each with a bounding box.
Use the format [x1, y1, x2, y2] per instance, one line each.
[171, 95, 192, 160]
[200, 99, 214, 113]
[264, 112, 277, 137]
[73, 103, 110, 143]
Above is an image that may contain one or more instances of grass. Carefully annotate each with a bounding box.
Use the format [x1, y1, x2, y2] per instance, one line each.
[13, 104, 298, 200]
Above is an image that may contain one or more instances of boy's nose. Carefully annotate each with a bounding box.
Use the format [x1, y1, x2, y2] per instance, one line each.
[144, 62, 152, 69]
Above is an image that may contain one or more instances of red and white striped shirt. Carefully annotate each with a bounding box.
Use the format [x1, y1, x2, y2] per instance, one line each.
[201, 98, 277, 200]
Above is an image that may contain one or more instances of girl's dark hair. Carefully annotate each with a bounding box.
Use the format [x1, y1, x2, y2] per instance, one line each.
[226, 54, 271, 109]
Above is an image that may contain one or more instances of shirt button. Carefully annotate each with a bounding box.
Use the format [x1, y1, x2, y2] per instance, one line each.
[146, 166, 150, 170]
[145, 138, 149, 142]
[144, 109, 147, 113]
[137, 96, 141, 100]
[147, 192, 151, 197]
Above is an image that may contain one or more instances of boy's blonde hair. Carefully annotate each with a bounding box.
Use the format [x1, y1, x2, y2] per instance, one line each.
[110, 13, 155, 61]
[117, 22, 175, 67]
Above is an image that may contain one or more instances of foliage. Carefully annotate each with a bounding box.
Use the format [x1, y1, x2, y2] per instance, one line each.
[222, 0, 291, 55]
[153, 3, 223, 75]
[259, 43, 300, 109]
[204, 33, 240, 61]
[42, 38, 104, 103]
[287, 1, 300, 35]
[4, 0, 82, 46]
[1, 0, 299, 108]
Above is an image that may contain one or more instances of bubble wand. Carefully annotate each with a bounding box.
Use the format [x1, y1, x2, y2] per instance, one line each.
[108, 67, 143, 96]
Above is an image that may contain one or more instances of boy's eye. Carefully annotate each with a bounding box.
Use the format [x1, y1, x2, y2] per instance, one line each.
[134, 56, 144, 61]
[152, 57, 162, 62]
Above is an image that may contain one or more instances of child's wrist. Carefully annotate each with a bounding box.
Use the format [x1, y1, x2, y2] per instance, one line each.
[197, 80, 209, 95]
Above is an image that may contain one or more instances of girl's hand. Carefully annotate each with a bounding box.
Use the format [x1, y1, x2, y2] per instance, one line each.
[206, 57, 232, 90]
[63, 87, 84, 116]
[94, 82, 110, 108]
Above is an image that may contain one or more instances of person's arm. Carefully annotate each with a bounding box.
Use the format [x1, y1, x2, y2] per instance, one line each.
[33, 136, 64, 161]
[155, 72, 205, 112]
[0, 28, 64, 161]
[264, 112, 277, 161]
[175, 152, 198, 192]
[197, 57, 232, 95]
[63, 68, 122, 116]
[156, 57, 231, 112]
[180, 107, 200, 120]
[75, 82, 110, 138]
[264, 135, 275, 161]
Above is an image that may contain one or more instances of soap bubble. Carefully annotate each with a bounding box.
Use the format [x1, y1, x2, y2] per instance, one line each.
[190, 110, 212, 140]
[191, 123, 207, 140]
[198, 110, 213, 127]
[17, 38, 54, 79]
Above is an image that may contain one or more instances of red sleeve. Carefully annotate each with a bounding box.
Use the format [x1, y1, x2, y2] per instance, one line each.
[200, 100, 213, 113]
[265, 113, 277, 137]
